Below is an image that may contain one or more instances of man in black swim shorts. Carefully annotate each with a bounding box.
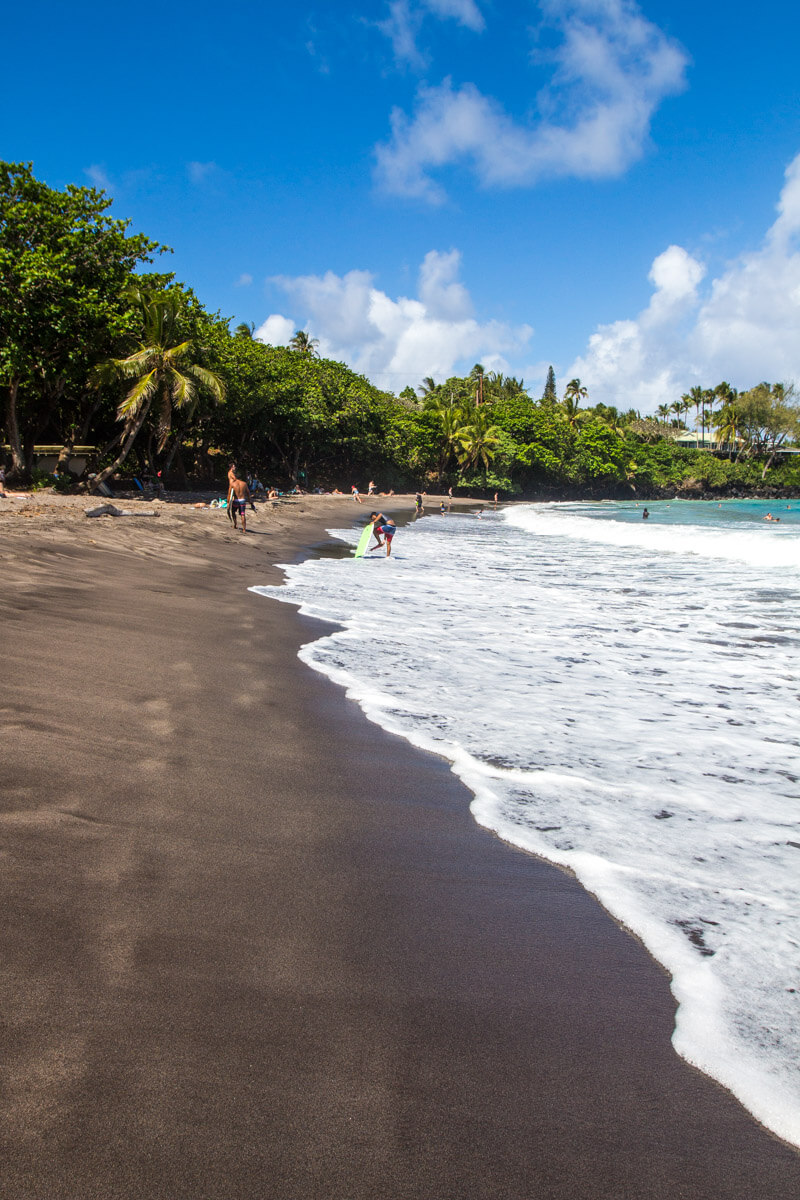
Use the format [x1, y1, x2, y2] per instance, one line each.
[228, 474, 255, 533]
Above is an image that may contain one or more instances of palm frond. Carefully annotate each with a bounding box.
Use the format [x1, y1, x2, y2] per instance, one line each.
[114, 347, 159, 377]
[162, 340, 194, 366]
[117, 370, 158, 419]
[168, 368, 196, 411]
[187, 363, 226, 404]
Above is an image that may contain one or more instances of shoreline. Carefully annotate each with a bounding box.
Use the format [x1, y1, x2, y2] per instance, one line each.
[2, 495, 799, 1197]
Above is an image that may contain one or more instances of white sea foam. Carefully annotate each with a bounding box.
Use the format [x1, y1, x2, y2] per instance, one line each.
[251, 501, 800, 1147]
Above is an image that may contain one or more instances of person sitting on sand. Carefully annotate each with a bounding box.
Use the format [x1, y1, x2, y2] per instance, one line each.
[369, 511, 396, 556]
[228, 475, 255, 533]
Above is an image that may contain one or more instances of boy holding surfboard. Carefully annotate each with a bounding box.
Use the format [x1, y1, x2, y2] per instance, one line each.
[369, 511, 396, 556]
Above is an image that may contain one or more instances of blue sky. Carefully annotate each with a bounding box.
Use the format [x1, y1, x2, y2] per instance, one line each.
[5, 1, 800, 410]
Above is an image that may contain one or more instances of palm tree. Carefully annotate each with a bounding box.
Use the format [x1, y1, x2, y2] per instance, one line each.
[670, 400, 685, 428]
[561, 379, 588, 429]
[687, 386, 704, 440]
[234, 321, 255, 338]
[564, 378, 588, 405]
[289, 329, 319, 355]
[418, 376, 437, 398]
[656, 403, 671, 424]
[470, 362, 486, 405]
[436, 406, 466, 484]
[456, 410, 501, 479]
[701, 388, 716, 445]
[90, 291, 225, 491]
[713, 404, 740, 459]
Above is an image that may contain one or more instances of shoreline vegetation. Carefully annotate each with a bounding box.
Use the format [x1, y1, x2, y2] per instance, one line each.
[2, 496, 800, 1197]
[2, 162, 799, 502]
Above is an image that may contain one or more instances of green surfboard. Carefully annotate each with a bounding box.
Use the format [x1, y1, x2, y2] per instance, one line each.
[354, 522, 373, 558]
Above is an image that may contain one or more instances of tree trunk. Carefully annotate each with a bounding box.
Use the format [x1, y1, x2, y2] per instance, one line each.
[5, 377, 27, 479]
[88, 399, 153, 492]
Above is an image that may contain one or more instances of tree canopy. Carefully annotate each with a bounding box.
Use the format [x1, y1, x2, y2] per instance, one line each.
[1, 163, 798, 498]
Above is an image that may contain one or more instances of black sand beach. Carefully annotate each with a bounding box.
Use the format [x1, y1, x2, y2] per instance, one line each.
[1, 494, 799, 1198]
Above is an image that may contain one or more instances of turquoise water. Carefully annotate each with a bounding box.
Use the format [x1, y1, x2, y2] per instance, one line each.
[580, 497, 800, 529]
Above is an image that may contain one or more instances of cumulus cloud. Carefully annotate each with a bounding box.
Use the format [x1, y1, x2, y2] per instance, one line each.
[375, 0, 687, 201]
[256, 314, 295, 345]
[254, 249, 532, 388]
[567, 153, 800, 411]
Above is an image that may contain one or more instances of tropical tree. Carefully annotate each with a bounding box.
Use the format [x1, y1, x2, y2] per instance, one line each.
[542, 365, 558, 403]
[456, 409, 502, 479]
[686, 386, 704, 437]
[234, 321, 255, 339]
[564, 378, 588, 405]
[289, 329, 319, 355]
[656, 403, 671, 424]
[713, 403, 740, 459]
[0, 160, 163, 479]
[417, 376, 437, 398]
[470, 362, 486, 405]
[561, 379, 588, 429]
[90, 290, 225, 489]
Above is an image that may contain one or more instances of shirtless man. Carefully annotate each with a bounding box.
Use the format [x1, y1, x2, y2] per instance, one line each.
[228, 474, 255, 533]
[227, 462, 238, 524]
[369, 511, 397, 556]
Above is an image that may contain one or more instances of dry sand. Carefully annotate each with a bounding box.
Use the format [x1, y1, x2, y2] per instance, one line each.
[1, 491, 799, 1198]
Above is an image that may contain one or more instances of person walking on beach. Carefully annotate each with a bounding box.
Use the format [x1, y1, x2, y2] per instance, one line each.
[228, 474, 255, 533]
[0, 465, 6, 497]
[352, 485, 362, 503]
[367, 480, 375, 495]
[227, 462, 239, 525]
[415, 491, 424, 514]
[369, 511, 396, 556]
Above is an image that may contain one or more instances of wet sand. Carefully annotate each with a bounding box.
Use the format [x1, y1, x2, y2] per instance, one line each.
[1, 493, 799, 1198]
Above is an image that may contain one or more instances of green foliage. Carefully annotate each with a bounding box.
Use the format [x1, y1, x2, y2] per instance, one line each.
[569, 420, 630, 482]
[0, 161, 166, 477]
[2, 164, 798, 498]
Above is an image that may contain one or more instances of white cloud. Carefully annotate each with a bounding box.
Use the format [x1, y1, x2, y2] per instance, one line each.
[378, 1, 427, 68]
[423, 0, 484, 32]
[234, 273, 253, 287]
[255, 314, 295, 345]
[375, 0, 687, 200]
[567, 152, 800, 411]
[255, 250, 532, 388]
[377, 0, 484, 68]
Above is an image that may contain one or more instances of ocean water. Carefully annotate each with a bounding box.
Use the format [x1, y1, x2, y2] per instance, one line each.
[252, 498, 800, 1147]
